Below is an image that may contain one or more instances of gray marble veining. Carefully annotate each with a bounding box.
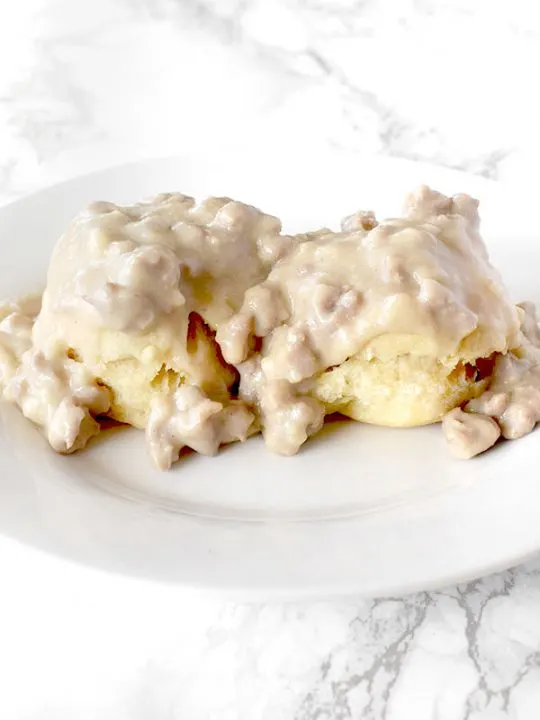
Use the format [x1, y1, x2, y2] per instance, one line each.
[1, 1, 540, 718]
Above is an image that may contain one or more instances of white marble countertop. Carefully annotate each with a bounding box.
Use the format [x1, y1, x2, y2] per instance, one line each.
[1, 1, 540, 718]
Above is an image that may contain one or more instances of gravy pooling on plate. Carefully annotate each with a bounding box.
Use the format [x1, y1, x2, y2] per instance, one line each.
[1, 186, 538, 469]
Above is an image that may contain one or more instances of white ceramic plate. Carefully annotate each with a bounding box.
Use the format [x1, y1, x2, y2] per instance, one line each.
[1, 148, 539, 599]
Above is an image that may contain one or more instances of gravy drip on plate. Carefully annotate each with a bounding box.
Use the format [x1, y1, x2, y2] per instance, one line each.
[443, 302, 540, 458]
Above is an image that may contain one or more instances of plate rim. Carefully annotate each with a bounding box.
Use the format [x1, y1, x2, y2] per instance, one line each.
[0, 149, 537, 599]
